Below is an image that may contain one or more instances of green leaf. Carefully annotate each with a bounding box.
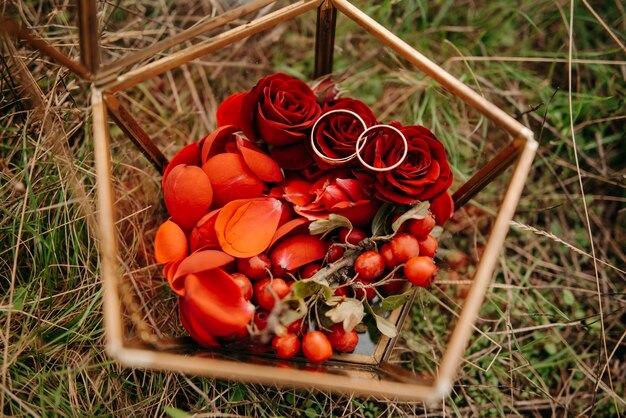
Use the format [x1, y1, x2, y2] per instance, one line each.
[381, 290, 412, 311]
[563, 289, 575, 306]
[373, 314, 398, 338]
[163, 406, 191, 418]
[290, 281, 322, 299]
[371, 203, 394, 236]
[309, 214, 353, 237]
[391, 201, 430, 232]
[305, 407, 319, 418]
[12, 287, 28, 311]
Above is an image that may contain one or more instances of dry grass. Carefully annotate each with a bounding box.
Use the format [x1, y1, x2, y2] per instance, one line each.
[1, 0, 625, 416]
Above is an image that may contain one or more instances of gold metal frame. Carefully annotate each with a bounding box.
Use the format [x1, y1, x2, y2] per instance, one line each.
[3, 0, 537, 402]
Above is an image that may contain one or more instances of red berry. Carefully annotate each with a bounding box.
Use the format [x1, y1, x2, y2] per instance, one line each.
[404, 256, 436, 287]
[381, 275, 406, 296]
[254, 278, 291, 311]
[237, 254, 271, 281]
[338, 228, 367, 245]
[326, 324, 359, 352]
[327, 245, 345, 262]
[231, 273, 253, 300]
[379, 243, 397, 270]
[390, 233, 420, 263]
[406, 214, 436, 239]
[300, 263, 321, 279]
[333, 286, 351, 298]
[418, 235, 438, 258]
[353, 278, 377, 301]
[354, 250, 385, 281]
[272, 333, 301, 359]
[254, 310, 269, 331]
[287, 318, 308, 335]
[302, 331, 333, 363]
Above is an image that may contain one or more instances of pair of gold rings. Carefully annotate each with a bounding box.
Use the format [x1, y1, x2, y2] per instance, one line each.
[310, 109, 409, 172]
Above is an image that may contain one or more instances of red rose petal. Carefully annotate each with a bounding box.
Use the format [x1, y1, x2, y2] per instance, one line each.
[202, 153, 265, 207]
[269, 234, 329, 271]
[216, 93, 245, 128]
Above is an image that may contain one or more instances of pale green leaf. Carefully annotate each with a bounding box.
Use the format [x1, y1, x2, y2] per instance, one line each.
[309, 214, 353, 237]
[381, 290, 412, 311]
[391, 201, 430, 233]
[374, 314, 398, 338]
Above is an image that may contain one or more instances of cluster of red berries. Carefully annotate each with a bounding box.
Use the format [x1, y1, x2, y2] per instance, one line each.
[353, 213, 438, 295]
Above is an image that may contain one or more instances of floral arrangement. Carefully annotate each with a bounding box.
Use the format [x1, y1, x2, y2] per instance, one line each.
[153, 73, 454, 363]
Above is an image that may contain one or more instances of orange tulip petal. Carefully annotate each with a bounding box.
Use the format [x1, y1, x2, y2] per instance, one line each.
[269, 218, 310, 249]
[216, 198, 283, 258]
[202, 153, 264, 208]
[164, 165, 213, 230]
[171, 250, 235, 292]
[269, 234, 329, 271]
[154, 219, 188, 264]
[236, 137, 283, 182]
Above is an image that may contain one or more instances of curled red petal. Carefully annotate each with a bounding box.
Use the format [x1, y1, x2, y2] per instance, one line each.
[189, 209, 221, 252]
[201, 125, 239, 164]
[268, 218, 310, 249]
[179, 269, 254, 341]
[179, 300, 219, 348]
[215, 198, 283, 258]
[216, 93, 245, 128]
[283, 178, 314, 206]
[162, 143, 201, 188]
[236, 137, 283, 182]
[269, 234, 329, 271]
[430, 192, 455, 226]
[164, 165, 213, 230]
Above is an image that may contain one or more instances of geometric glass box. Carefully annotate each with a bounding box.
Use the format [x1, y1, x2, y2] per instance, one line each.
[4, 0, 537, 402]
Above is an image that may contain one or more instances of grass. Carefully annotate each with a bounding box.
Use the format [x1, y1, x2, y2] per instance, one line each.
[1, 0, 625, 416]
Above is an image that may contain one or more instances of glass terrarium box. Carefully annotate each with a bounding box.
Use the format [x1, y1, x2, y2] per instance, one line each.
[4, 0, 537, 402]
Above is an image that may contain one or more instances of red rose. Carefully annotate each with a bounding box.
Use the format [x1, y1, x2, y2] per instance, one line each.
[357, 123, 452, 204]
[240, 73, 321, 146]
[281, 171, 380, 227]
[312, 98, 377, 167]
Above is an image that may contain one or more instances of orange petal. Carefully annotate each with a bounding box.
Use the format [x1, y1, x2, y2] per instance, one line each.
[164, 165, 213, 230]
[154, 219, 188, 264]
[216, 198, 283, 258]
[269, 234, 330, 271]
[181, 269, 255, 337]
[190, 209, 221, 251]
[268, 218, 310, 249]
[236, 137, 283, 182]
[200, 125, 239, 164]
[202, 153, 264, 208]
[283, 178, 314, 206]
[162, 143, 201, 188]
[164, 259, 183, 292]
[170, 250, 235, 295]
